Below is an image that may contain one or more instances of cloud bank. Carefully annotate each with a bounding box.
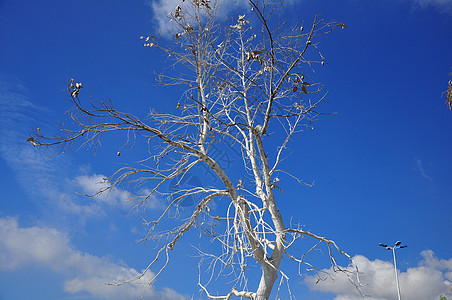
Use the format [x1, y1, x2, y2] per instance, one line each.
[0, 217, 186, 300]
[305, 252, 452, 300]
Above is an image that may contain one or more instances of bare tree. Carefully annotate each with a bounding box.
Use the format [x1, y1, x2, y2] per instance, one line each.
[30, 0, 359, 299]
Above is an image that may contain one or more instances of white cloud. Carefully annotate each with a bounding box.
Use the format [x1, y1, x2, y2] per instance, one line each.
[410, 0, 452, 13]
[0, 217, 186, 300]
[75, 174, 165, 211]
[0, 76, 179, 298]
[147, 0, 249, 35]
[305, 252, 452, 300]
[146, 0, 301, 40]
[0, 75, 101, 217]
[75, 174, 131, 205]
[0, 75, 163, 220]
[414, 158, 432, 181]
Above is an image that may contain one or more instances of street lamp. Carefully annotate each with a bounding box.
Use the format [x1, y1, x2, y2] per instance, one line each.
[379, 241, 407, 300]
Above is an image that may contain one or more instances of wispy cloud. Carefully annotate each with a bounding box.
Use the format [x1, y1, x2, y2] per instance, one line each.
[146, 0, 249, 35]
[0, 74, 163, 221]
[0, 75, 93, 215]
[75, 174, 131, 206]
[74, 173, 165, 211]
[304, 251, 452, 300]
[409, 0, 452, 13]
[0, 216, 187, 300]
[414, 158, 432, 181]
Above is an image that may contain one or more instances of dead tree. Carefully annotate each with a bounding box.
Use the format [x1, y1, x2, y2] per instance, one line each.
[30, 0, 359, 299]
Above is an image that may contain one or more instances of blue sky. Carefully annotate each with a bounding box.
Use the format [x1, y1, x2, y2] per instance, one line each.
[0, 0, 452, 299]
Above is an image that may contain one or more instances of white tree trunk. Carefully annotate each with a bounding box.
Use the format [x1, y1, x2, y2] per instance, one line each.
[33, 2, 355, 298]
[255, 262, 280, 300]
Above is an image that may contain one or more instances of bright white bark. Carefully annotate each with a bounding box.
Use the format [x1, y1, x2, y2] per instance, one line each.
[33, 1, 359, 299]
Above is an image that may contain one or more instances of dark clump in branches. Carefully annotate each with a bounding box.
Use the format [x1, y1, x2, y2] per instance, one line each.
[446, 78, 452, 110]
[30, 1, 360, 299]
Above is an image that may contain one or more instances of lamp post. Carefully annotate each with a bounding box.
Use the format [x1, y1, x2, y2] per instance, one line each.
[379, 241, 407, 300]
